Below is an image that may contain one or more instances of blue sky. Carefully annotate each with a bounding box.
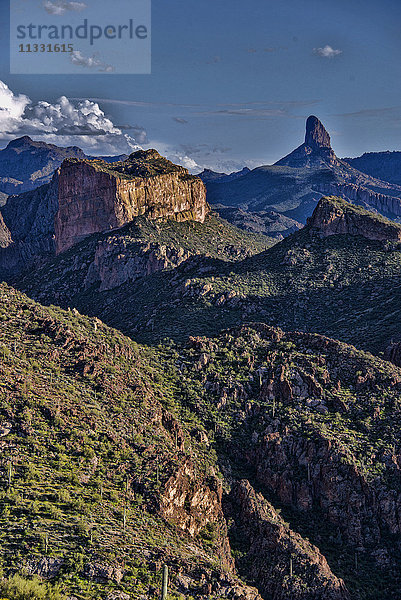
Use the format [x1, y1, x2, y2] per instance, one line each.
[0, 0, 401, 171]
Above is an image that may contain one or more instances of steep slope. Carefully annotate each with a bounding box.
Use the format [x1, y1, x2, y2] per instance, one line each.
[0, 150, 209, 278]
[0, 283, 265, 600]
[343, 151, 401, 187]
[168, 322, 401, 599]
[6, 285, 401, 598]
[205, 117, 401, 237]
[18, 212, 272, 297]
[0, 136, 125, 197]
[20, 197, 401, 355]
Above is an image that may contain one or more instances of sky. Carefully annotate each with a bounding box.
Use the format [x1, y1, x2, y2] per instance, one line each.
[0, 0, 401, 172]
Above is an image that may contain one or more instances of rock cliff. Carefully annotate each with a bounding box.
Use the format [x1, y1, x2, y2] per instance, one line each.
[227, 480, 350, 599]
[0, 149, 208, 277]
[55, 150, 208, 253]
[307, 196, 401, 241]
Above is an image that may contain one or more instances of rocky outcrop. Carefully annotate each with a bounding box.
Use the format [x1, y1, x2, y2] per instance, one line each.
[84, 238, 192, 292]
[55, 151, 208, 253]
[226, 480, 350, 600]
[315, 182, 401, 220]
[305, 115, 332, 150]
[248, 425, 401, 559]
[0, 150, 208, 278]
[159, 459, 233, 569]
[307, 196, 401, 241]
[275, 115, 338, 168]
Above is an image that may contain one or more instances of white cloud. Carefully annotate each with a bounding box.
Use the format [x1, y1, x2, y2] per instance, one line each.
[313, 45, 342, 59]
[44, 0, 87, 15]
[70, 51, 114, 73]
[0, 81, 143, 155]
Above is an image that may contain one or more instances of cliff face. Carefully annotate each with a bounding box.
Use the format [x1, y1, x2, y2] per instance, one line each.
[227, 480, 350, 600]
[307, 196, 401, 241]
[55, 151, 208, 253]
[0, 149, 208, 277]
[315, 182, 401, 220]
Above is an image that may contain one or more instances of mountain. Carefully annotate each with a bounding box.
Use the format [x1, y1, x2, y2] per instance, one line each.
[343, 151, 401, 186]
[204, 116, 401, 237]
[0, 136, 126, 198]
[275, 115, 338, 168]
[0, 149, 211, 279]
[198, 167, 251, 184]
[20, 197, 401, 356]
[2, 282, 401, 598]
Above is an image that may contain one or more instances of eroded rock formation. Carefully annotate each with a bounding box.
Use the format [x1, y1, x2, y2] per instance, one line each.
[307, 196, 401, 241]
[0, 149, 208, 277]
[226, 480, 350, 599]
[55, 151, 208, 253]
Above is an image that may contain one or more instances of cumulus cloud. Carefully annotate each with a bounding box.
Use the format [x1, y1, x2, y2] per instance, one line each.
[313, 45, 342, 58]
[44, 0, 87, 15]
[0, 80, 143, 155]
[70, 51, 114, 73]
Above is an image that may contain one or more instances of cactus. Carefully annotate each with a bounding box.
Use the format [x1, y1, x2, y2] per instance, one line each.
[44, 532, 48, 554]
[7, 462, 12, 487]
[123, 506, 126, 532]
[289, 555, 293, 577]
[161, 564, 168, 600]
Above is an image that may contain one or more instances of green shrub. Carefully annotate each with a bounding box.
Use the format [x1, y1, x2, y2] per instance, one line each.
[0, 574, 61, 600]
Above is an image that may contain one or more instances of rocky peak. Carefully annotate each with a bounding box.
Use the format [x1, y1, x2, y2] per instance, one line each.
[305, 115, 332, 150]
[129, 148, 161, 161]
[6, 135, 34, 148]
[307, 195, 401, 241]
[275, 116, 338, 168]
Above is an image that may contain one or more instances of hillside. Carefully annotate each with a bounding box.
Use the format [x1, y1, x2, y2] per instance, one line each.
[20, 197, 401, 356]
[343, 151, 401, 187]
[204, 117, 401, 238]
[17, 212, 272, 299]
[2, 284, 401, 598]
[0, 283, 262, 600]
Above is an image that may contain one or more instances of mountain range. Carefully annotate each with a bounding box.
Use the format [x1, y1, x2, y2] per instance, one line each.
[1, 116, 401, 600]
[0, 135, 126, 200]
[203, 116, 401, 237]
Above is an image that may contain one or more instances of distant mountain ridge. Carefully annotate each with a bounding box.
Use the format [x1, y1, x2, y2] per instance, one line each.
[204, 116, 401, 237]
[198, 167, 251, 184]
[0, 135, 126, 197]
[343, 151, 401, 186]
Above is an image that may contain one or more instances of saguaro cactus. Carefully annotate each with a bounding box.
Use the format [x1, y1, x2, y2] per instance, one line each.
[161, 564, 168, 600]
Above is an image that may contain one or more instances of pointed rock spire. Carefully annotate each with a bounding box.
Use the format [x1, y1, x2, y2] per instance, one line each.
[305, 116, 332, 150]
